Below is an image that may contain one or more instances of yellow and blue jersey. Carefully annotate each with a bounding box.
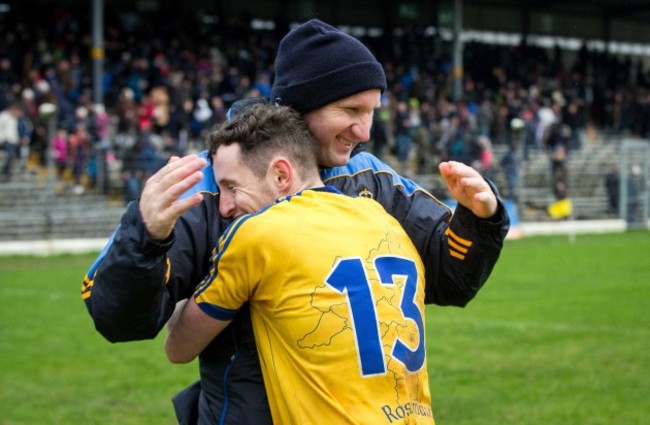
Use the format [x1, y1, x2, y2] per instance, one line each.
[195, 187, 435, 424]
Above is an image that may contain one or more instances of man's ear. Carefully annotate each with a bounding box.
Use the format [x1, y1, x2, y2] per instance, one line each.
[268, 157, 294, 193]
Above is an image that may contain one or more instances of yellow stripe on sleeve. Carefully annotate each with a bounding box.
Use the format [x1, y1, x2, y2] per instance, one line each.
[445, 228, 473, 247]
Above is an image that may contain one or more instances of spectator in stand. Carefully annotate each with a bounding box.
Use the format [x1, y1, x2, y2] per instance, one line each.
[150, 86, 172, 134]
[90, 104, 112, 194]
[477, 97, 495, 139]
[191, 97, 213, 140]
[536, 98, 557, 149]
[136, 119, 166, 180]
[115, 87, 139, 137]
[370, 99, 389, 160]
[0, 102, 23, 182]
[52, 127, 70, 181]
[500, 143, 519, 200]
[17, 88, 37, 171]
[120, 136, 143, 205]
[416, 100, 437, 174]
[393, 99, 414, 174]
[476, 135, 495, 181]
[445, 113, 472, 165]
[0, 57, 20, 110]
[69, 121, 91, 193]
[16, 101, 33, 173]
[205, 95, 227, 135]
[521, 107, 539, 161]
[544, 115, 571, 200]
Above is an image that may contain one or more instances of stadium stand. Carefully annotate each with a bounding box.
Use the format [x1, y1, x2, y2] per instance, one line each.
[0, 0, 648, 245]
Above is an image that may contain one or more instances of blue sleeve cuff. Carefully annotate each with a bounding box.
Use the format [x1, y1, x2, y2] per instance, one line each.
[197, 302, 240, 321]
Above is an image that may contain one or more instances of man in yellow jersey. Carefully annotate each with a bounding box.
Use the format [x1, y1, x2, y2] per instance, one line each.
[166, 103, 435, 424]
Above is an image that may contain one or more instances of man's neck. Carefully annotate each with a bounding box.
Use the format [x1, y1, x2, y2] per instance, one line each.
[290, 176, 326, 194]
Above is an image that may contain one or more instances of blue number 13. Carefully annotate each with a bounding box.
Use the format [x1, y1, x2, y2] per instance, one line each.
[325, 256, 425, 376]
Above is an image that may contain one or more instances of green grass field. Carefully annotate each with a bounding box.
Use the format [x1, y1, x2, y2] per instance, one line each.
[1, 231, 648, 424]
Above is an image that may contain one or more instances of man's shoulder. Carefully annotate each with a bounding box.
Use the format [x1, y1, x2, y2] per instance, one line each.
[223, 201, 293, 240]
[321, 152, 423, 195]
[225, 191, 344, 237]
[320, 151, 390, 178]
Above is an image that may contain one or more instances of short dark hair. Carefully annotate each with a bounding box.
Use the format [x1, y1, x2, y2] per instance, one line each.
[206, 103, 319, 180]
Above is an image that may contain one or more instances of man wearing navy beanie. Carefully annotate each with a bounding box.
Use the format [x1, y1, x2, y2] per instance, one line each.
[271, 19, 387, 113]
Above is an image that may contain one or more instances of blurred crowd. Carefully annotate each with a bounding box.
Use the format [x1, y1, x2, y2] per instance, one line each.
[1, 5, 649, 203]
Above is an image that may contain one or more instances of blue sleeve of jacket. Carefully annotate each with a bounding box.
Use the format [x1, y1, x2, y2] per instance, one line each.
[321, 151, 510, 307]
[81, 156, 224, 342]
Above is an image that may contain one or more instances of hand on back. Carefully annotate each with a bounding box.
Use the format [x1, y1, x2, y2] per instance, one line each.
[140, 155, 207, 241]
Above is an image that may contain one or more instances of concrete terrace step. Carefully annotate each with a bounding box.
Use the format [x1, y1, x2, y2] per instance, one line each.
[0, 178, 126, 241]
[0, 209, 123, 241]
[0, 182, 114, 207]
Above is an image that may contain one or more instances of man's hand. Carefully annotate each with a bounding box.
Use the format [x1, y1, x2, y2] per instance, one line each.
[439, 161, 498, 219]
[140, 155, 207, 241]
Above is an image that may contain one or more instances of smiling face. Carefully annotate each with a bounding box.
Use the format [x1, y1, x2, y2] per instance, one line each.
[303, 89, 381, 168]
[214, 143, 280, 218]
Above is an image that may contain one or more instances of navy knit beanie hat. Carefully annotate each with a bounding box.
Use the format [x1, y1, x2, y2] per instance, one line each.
[271, 19, 387, 114]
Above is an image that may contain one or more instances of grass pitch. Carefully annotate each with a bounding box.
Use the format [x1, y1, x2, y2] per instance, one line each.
[0, 231, 648, 424]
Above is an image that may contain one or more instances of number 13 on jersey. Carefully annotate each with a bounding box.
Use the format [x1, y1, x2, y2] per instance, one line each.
[325, 255, 426, 376]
